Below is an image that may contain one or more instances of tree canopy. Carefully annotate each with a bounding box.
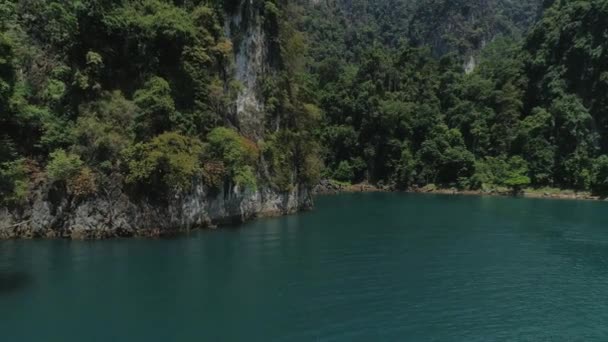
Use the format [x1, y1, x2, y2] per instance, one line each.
[3, 0, 608, 205]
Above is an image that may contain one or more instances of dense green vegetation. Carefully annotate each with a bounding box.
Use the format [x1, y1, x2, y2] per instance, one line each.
[0, 0, 321, 205]
[2, 0, 608, 206]
[299, 0, 542, 64]
[301, 0, 608, 195]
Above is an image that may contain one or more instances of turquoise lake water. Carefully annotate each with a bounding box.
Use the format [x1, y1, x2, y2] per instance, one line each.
[1, 193, 608, 341]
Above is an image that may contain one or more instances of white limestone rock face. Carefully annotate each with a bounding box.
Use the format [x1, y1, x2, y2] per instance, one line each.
[464, 55, 477, 74]
[225, 0, 267, 138]
[0, 182, 312, 239]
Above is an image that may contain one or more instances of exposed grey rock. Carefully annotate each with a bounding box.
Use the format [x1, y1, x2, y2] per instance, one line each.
[0, 182, 312, 239]
[464, 55, 477, 74]
[225, 0, 267, 138]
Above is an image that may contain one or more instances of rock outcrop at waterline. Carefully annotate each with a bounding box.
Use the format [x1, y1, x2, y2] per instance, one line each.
[0, 182, 312, 239]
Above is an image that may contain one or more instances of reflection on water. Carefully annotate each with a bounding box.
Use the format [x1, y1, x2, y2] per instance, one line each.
[1, 193, 608, 341]
[0, 271, 32, 295]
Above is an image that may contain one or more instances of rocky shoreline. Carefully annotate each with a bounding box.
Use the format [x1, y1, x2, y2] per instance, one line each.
[413, 187, 602, 201]
[313, 179, 604, 201]
[2, 179, 602, 240]
[0, 182, 312, 240]
[313, 179, 390, 194]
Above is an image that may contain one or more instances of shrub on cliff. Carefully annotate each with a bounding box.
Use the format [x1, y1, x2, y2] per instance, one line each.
[201, 161, 225, 190]
[263, 129, 322, 191]
[46, 149, 84, 183]
[133, 77, 176, 140]
[74, 91, 137, 170]
[0, 159, 28, 204]
[123, 132, 203, 192]
[301, 149, 323, 187]
[262, 132, 294, 191]
[66, 167, 97, 197]
[204, 127, 259, 190]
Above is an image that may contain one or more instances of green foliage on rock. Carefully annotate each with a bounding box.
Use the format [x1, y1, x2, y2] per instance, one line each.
[205, 127, 259, 190]
[123, 132, 203, 192]
[0, 159, 28, 204]
[262, 129, 322, 191]
[46, 150, 84, 183]
[133, 76, 176, 140]
[74, 91, 137, 169]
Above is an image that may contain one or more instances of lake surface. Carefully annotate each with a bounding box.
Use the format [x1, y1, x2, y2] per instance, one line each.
[1, 193, 608, 341]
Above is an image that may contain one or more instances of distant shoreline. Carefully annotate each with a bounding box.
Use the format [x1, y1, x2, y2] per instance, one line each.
[313, 180, 605, 202]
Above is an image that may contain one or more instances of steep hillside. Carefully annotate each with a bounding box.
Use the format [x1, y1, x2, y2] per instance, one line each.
[0, 0, 321, 237]
[305, 0, 608, 195]
[300, 0, 543, 67]
[409, 0, 541, 54]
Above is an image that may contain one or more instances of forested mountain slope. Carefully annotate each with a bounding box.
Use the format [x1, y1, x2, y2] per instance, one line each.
[302, 0, 608, 194]
[300, 0, 542, 65]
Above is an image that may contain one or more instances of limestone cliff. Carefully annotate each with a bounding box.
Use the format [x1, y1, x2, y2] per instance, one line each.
[225, 0, 267, 138]
[0, 0, 312, 239]
[0, 179, 311, 239]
